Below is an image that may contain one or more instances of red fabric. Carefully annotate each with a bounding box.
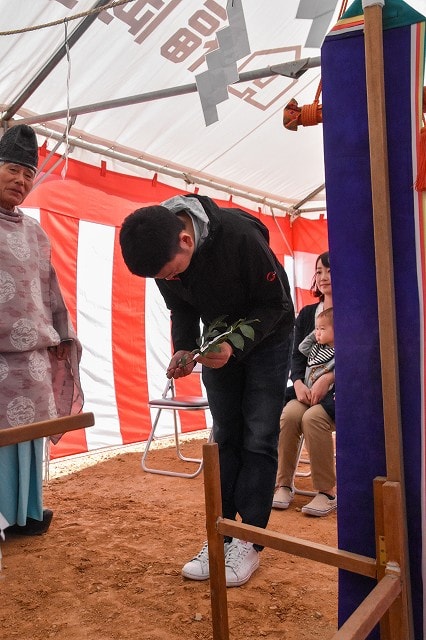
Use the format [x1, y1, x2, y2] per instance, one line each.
[292, 215, 328, 254]
[112, 233, 150, 445]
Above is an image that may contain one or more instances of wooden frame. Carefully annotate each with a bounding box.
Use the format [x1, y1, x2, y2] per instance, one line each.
[203, 442, 409, 640]
[0, 413, 95, 447]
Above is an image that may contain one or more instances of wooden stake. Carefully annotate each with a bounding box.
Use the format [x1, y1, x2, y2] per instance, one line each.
[203, 443, 230, 640]
[382, 481, 413, 638]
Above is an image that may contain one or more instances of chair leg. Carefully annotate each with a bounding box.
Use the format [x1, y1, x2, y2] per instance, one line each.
[141, 408, 207, 479]
[295, 438, 312, 478]
[293, 435, 316, 497]
[141, 409, 164, 472]
[173, 410, 203, 464]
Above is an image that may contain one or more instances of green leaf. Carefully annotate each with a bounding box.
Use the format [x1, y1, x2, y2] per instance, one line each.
[239, 324, 255, 340]
[208, 315, 228, 330]
[228, 333, 245, 350]
[183, 315, 259, 366]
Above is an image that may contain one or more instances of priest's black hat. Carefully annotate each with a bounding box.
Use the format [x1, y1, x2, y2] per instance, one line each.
[0, 124, 38, 171]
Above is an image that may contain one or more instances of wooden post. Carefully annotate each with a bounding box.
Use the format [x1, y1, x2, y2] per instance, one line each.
[374, 477, 392, 639]
[203, 442, 230, 640]
[363, 4, 413, 637]
[382, 482, 413, 638]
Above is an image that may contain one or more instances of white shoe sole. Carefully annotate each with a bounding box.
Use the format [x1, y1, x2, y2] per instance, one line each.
[181, 568, 210, 581]
[272, 500, 291, 510]
[301, 505, 337, 517]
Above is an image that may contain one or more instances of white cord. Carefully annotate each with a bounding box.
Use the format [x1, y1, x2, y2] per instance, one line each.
[61, 19, 71, 179]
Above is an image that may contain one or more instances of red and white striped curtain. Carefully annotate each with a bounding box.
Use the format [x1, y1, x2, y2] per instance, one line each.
[25, 155, 328, 459]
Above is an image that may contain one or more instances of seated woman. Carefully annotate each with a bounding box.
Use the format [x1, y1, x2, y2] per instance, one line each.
[273, 251, 336, 517]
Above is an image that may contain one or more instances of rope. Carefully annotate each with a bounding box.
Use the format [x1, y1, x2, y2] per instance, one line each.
[300, 102, 322, 126]
[0, 0, 136, 36]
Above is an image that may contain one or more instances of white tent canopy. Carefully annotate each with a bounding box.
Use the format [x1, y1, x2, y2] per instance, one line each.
[0, 0, 424, 213]
[0, 0, 346, 215]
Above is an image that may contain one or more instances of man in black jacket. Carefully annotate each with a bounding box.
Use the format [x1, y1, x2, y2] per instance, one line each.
[120, 194, 294, 587]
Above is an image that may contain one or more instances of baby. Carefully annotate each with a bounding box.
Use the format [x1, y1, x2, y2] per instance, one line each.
[299, 307, 334, 388]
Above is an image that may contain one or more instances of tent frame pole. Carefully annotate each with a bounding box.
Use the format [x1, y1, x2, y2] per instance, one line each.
[11, 57, 321, 127]
[26, 123, 324, 215]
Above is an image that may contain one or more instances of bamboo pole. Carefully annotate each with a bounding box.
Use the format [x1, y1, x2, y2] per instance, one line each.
[362, 2, 413, 637]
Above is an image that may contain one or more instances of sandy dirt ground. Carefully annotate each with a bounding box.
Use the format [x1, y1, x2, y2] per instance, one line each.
[0, 437, 338, 640]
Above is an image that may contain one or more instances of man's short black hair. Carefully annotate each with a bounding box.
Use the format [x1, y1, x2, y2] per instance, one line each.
[119, 205, 185, 277]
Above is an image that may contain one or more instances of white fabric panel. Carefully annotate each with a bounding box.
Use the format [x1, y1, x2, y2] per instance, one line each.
[293, 250, 318, 291]
[284, 255, 295, 309]
[21, 207, 40, 223]
[0, 0, 333, 210]
[76, 221, 122, 450]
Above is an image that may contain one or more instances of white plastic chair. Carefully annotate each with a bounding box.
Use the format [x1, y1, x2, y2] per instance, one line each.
[142, 374, 211, 478]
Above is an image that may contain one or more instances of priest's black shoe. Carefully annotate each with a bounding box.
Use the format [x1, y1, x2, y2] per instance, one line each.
[6, 509, 53, 536]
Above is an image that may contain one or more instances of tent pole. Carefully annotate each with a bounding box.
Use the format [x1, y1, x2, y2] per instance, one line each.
[29, 124, 324, 215]
[362, 2, 413, 637]
[289, 183, 326, 217]
[13, 57, 321, 127]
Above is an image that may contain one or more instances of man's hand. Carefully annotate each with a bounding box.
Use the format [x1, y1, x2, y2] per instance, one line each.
[167, 350, 196, 379]
[198, 342, 233, 369]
